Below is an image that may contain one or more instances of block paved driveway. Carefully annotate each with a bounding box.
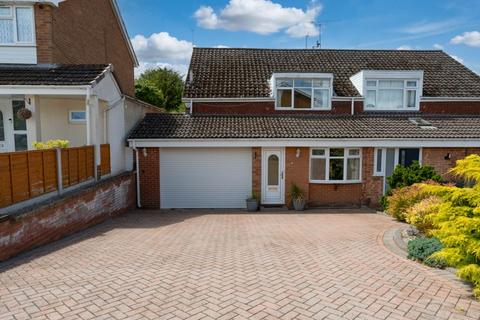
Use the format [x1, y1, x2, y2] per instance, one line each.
[1, 210, 480, 320]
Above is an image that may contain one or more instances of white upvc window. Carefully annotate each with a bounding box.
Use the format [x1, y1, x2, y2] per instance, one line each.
[0, 5, 35, 45]
[69, 110, 87, 123]
[365, 79, 420, 110]
[273, 73, 333, 110]
[310, 148, 362, 183]
[373, 148, 422, 176]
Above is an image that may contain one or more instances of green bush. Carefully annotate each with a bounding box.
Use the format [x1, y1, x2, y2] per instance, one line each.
[407, 237, 446, 268]
[385, 184, 429, 221]
[405, 196, 442, 235]
[387, 161, 443, 190]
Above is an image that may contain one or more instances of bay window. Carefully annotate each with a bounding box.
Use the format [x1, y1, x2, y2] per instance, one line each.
[365, 79, 420, 110]
[0, 5, 34, 45]
[310, 148, 361, 183]
[275, 75, 332, 109]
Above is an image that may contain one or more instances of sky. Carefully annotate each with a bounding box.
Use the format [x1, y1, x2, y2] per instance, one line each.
[117, 0, 480, 77]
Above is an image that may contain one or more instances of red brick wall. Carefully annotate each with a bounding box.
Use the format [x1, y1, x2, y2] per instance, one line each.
[422, 148, 480, 181]
[252, 147, 262, 199]
[421, 101, 480, 114]
[138, 148, 160, 209]
[361, 147, 384, 208]
[284, 147, 310, 206]
[34, 0, 135, 95]
[309, 184, 363, 207]
[193, 101, 363, 115]
[0, 172, 136, 262]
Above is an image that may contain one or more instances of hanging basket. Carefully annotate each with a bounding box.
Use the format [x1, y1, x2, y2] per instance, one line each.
[16, 108, 32, 120]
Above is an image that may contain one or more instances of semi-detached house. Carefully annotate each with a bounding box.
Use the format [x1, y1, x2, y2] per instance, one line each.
[128, 48, 480, 209]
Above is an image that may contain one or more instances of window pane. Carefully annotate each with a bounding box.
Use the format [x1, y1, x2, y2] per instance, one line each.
[16, 7, 34, 42]
[14, 134, 27, 151]
[329, 158, 344, 180]
[0, 19, 14, 44]
[277, 89, 292, 108]
[347, 158, 360, 180]
[311, 158, 326, 180]
[378, 89, 403, 109]
[70, 111, 86, 121]
[406, 81, 417, 87]
[399, 148, 420, 167]
[294, 79, 312, 88]
[348, 149, 360, 156]
[0, 111, 4, 141]
[312, 149, 325, 156]
[294, 88, 311, 108]
[313, 89, 329, 108]
[366, 80, 377, 87]
[366, 90, 376, 108]
[313, 79, 330, 88]
[0, 6, 11, 17]
[329, 148, 344, 157]
[378, 80, 404, 88]
[407, 90, 416, 108]
[267, 155, 279, 186]
[376, 149, 383, 173]
[12, 100, 26, 130]
[276, 78, 292, 88]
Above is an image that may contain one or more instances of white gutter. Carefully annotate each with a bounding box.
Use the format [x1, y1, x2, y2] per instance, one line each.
[420, 97, 480, 102]
[0, 85, 88, 95]
[132, 141, 142, 208]
[351, 97, 355, 115]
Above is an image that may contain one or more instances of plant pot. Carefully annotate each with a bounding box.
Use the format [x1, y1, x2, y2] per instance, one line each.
[293, 198, 306, 211]
[246, 199, 259, 212]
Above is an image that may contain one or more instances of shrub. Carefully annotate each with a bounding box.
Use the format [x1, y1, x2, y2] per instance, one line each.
[33, 139, 70, 150]
[405, 196, 442, 235]
[385, 184, 429, 221]
[407, 237, 446, 268]
[387, 161, 443, 190]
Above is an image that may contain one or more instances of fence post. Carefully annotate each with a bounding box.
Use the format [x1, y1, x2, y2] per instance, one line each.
[56, 148, 63, 195]
[93, 145, 99, 182]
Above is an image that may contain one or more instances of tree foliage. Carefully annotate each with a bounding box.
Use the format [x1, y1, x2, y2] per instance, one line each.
[387, 161, 443, 190]
[135, 68, 184, 111]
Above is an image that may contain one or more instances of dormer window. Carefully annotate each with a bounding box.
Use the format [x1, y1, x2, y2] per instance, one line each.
[272, 73, 333, 110]
[350, 70, 423, 111]
[0, 5, 35, 45]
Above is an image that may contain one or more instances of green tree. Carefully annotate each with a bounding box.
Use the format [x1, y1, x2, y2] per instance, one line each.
[135, 68, 184, 111]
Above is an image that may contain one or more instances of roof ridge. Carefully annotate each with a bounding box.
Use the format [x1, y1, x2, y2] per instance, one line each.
[192, 47, 444, 52]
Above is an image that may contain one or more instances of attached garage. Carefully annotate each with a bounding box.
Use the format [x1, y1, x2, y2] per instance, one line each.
[159, 148, 252, 209]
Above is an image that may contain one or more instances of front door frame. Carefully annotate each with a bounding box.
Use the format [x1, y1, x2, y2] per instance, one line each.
[0, 98, 14, 152]
[261, 147, 285, 205]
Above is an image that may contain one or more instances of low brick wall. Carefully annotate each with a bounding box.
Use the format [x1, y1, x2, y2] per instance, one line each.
[0, 172, 136, 262]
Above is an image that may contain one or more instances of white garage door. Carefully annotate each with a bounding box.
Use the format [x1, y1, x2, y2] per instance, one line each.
[160, 148, 252, 208]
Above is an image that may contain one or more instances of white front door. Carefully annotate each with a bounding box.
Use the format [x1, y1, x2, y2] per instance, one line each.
[262, 148, 285, 204]
[0, 100, 13, 152]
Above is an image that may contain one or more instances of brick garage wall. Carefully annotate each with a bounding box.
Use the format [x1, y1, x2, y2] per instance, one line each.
[193, 101, 363, 115]
[138, 148, 160, 209]
[34, 0, 135, 95]
[422, 148, 480, 181]
[252, 147, 262, 199]
[0, 172, 135, 262]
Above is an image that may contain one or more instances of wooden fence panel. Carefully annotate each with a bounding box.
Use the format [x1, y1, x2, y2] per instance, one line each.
[0, 154, 12, 207]
[28, 152, 45, 197]
[10, 153, 30, 204]
[100, 144, 111, 176]
[61, 149, 70, 187]
[86, 146, 94, 179]
[43, 150, 57, 193]
[78, 147, 87, 182]
[68, 148, 79, 186]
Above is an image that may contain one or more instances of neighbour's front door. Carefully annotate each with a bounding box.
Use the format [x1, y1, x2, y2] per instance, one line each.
[0, 100, 13, 152]
[262, 148, 285, 205]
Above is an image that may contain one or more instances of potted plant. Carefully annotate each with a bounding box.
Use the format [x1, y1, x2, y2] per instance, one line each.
[246, 191, 259, 212]
[290, 184, 306, 211]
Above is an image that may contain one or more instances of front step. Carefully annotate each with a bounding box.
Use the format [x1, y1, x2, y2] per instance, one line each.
[260, 205, 289, 212]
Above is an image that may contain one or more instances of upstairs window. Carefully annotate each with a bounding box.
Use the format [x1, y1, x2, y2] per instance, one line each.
[0, 6, 34, 45]
[275, 76, 332, 110]
[365, 79, 419, 110]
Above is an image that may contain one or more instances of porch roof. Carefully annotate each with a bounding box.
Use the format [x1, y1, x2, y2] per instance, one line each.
[0, 64, 110, 86]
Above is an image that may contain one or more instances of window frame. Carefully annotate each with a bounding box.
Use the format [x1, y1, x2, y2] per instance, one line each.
[373, 147, 423, 176]
[309, 147, 362, 184]
[364, 79, 421, 110]
[272, 73, 333, 111]
[0, 5, 35, 46]
[69, 110, 87, 123]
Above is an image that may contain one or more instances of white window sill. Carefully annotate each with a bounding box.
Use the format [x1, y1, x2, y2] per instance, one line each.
[275, 107, 332, 111]
[363, 108, 420, 112]
[309, 180, 363, 184]
[0, 43, 36, 47]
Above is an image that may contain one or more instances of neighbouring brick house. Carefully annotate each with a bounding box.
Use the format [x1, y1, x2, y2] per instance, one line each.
[128, 48, 480, 209]
[0, 0, 158, 174]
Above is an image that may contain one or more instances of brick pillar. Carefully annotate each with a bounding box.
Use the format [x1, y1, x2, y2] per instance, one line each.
[34, 4, 54, 63]
[138, 148, 160, 209]
[285, 147, 309, 207]
[361, 147, 384, 208]
[252, 147, 262, 200]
